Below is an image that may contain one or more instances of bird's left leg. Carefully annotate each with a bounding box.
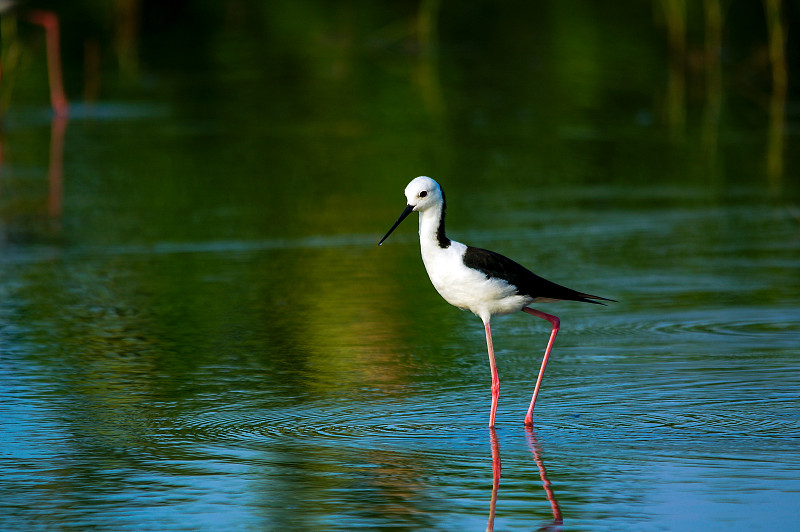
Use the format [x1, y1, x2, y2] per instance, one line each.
[26, 10, 69, 116]
[522, 307, 560, 426]
[484, 319, 500, 428]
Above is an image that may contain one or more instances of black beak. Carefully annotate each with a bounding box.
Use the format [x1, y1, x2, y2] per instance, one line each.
[378, 204, 415, 246]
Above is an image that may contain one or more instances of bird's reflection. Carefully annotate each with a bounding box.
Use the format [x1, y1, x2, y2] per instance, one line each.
[487, 428, 501, 530]
[0, 6, 68, 241]
[487, 427, 562, 532]
[525, 427, 563, 530]
[0, 112, 67, 242]
[46, 113, 67, 225]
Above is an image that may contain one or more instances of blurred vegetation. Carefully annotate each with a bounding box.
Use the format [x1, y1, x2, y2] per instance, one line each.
[0, 1, 794, 119]
[0, 0, 797, 240]
[1, 0, 796, 376]
[0, 1, 795, 170]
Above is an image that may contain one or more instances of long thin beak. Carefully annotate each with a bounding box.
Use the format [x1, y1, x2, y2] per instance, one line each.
[378, 204, 415, 246]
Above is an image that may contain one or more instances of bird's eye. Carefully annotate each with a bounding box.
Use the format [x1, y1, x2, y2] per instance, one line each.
[419, 191, 428, 198]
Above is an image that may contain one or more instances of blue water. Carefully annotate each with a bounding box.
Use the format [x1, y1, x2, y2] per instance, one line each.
[2, 191, 798, 530]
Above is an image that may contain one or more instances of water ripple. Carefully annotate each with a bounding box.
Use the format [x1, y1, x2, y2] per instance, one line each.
[167, 377, 800, 461]
[175, 397, 470, 448]
[575, 307, 800, 344]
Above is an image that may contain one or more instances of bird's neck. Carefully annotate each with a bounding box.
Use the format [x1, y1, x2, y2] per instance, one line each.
[419, 200, 451, 250]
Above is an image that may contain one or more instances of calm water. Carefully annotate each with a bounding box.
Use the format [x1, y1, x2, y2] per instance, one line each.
[2, 2, 799, 530]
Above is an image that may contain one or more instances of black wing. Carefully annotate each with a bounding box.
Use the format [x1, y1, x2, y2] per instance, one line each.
[463, 246, 614, 305]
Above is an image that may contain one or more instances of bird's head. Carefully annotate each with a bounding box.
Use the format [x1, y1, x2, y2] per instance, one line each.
[404, 176, 443, 212]
[378, 176, 443, 246]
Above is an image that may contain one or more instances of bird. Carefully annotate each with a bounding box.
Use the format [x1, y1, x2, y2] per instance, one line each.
[378, 176, 613, 427]
[0, 1, 69, 116]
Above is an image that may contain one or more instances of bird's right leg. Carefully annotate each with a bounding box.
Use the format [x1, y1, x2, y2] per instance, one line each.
[484, 319, 499, 428]
[522, 307, 560, 426]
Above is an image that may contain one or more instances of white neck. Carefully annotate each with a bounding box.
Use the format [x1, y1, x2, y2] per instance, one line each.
[418, 203, 445, 250]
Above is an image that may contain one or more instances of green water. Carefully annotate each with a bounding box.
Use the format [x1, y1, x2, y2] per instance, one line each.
[2, 2, 799, 530]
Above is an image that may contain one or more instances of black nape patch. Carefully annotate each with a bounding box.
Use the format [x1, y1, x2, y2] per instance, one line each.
[437, 188, 451, 248]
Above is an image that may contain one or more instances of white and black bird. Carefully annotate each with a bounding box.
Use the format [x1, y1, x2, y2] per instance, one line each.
[379, 176, 613, 427]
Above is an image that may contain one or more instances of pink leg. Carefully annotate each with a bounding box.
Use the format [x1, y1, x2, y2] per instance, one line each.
[522, 307, 560, 426]
[26, 10, 69, 116]
[484, 319, 499, 428]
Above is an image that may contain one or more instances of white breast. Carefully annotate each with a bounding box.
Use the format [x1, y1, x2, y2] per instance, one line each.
[420, 240, 532, 321]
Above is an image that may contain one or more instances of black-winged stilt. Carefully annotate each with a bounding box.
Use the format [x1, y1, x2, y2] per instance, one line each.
[379, 176, 613, 427]
[0, 2, 68, 116]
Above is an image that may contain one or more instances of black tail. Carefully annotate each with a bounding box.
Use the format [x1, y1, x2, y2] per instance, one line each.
[575, 293, 616, 306]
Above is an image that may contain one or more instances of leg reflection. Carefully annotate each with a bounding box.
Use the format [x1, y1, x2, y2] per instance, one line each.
[47, 113, 67, 226]
[487, 428, 500, 532]
[487, 428, 563, 531]
[525, 426, 563, 530]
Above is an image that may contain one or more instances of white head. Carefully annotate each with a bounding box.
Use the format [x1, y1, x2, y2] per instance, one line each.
[404, 176, 444, 212]
[378, 176, 445, 246]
